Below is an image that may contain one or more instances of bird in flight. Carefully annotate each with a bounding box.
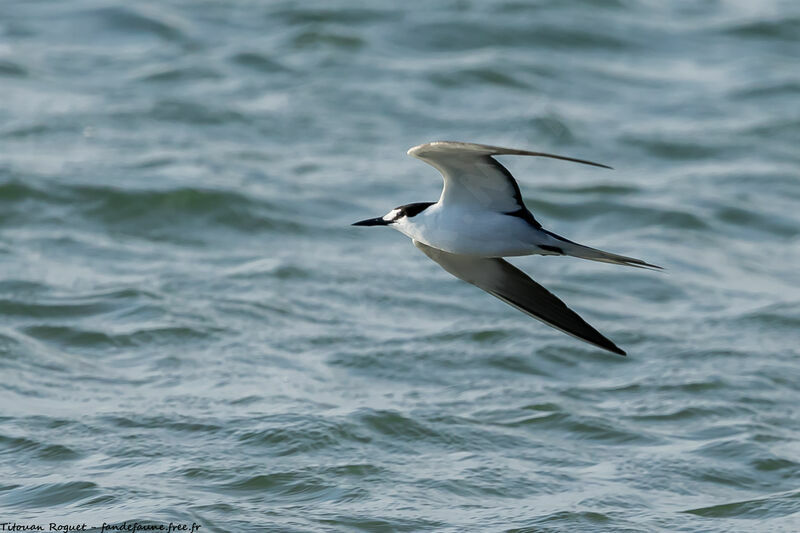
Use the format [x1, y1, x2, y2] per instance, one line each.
[353, 141, 661, 356]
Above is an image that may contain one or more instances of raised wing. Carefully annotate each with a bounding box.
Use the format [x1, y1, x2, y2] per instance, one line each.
[407, 141, 610, 214]
[413, 240, 626, 356]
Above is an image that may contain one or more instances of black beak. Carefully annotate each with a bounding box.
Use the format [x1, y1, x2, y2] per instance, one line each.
[352, 217, 389, 227]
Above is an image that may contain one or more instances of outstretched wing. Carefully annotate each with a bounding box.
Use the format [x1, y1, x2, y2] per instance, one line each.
[407, 141, 610, 214]
[413, 240, 626, 356]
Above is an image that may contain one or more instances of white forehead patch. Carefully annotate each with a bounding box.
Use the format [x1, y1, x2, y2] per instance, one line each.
[382, 208, 401, 221]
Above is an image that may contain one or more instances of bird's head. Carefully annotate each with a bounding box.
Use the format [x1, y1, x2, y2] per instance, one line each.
[351, 208, 398, 227]
[352, 202, 434, 229]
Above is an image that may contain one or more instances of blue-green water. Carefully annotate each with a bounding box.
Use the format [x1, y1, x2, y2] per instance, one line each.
[2, 0, 800, 531]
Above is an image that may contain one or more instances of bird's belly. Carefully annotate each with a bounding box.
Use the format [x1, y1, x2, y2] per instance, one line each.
[411, 213, 541, 257]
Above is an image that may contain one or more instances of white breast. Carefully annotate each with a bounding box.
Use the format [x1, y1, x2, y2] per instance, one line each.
[393, 203, 544, 257]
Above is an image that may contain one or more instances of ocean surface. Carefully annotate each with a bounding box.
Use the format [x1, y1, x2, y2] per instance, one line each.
[2, 0, 800, 531]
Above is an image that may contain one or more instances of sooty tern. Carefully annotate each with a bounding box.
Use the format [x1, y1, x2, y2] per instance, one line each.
[353, 141, 661, 356]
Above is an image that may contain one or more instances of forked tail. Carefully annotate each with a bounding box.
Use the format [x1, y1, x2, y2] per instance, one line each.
[545, 231, 662, 270]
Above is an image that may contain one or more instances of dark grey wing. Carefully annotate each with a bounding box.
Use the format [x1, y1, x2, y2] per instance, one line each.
[414, 240, 626, 356]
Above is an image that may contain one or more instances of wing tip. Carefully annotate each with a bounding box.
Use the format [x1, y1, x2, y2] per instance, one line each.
[587, 332, 627, 356]
[607, 343, 627, 357]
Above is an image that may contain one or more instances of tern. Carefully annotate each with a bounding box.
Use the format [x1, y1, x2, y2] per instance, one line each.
[353, 141, 661, 356]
